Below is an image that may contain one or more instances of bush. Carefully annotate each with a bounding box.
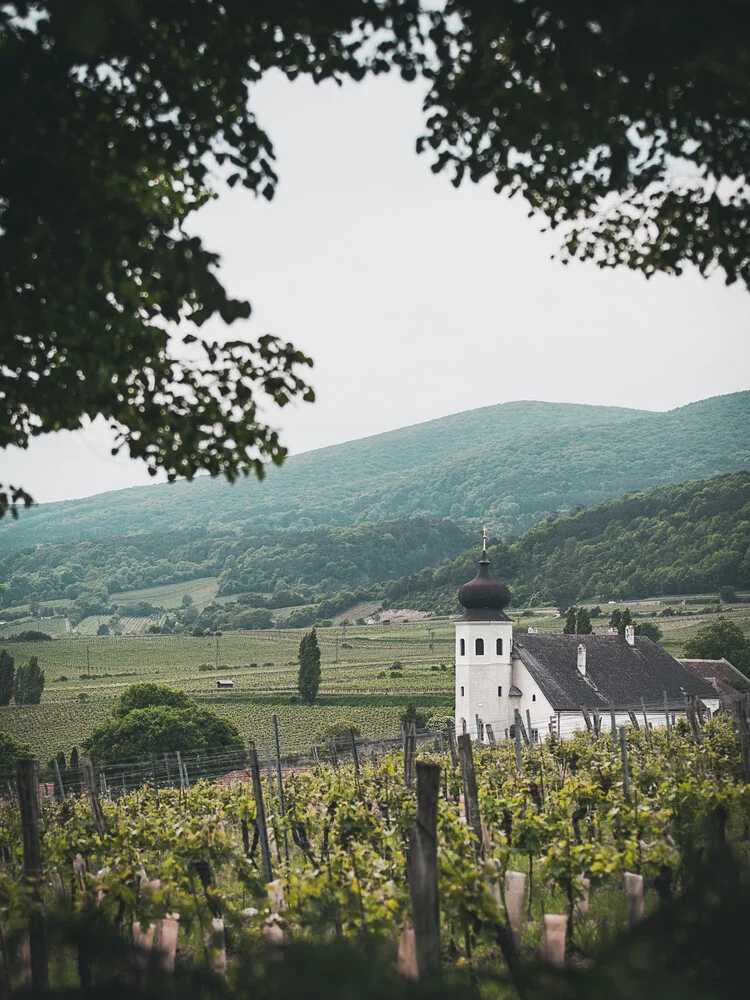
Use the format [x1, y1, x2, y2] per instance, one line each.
[0, 730, 33, 772]
[390, 660, 403, 671]
[5, 630, 53, 642]
[87, 682, 242, 765]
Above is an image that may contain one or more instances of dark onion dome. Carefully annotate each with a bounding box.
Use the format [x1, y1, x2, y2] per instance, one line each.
[458, 555, 511, 620]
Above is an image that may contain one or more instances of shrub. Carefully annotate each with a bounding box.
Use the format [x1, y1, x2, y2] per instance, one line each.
[87, 682, 242, 765]
[0, 731, 33, 772]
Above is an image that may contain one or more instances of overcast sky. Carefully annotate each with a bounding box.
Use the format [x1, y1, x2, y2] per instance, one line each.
[5, 72, 749, 505]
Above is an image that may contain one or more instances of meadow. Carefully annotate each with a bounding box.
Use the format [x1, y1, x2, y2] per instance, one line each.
[1, 601, 749, 762]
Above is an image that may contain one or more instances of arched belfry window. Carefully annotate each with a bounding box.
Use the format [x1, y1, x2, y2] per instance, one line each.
[475, 637, 484, 656]
[459, 638, 465, 656]
[496, 637, 503, 655]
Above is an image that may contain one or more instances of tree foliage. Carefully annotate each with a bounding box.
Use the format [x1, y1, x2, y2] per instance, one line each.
[393, 471, 750, 612]
[0, 0, 422, 517]
[87, 682, 242, 765]
[0, 729, 32, 773]
[423, 1, 750, 288]
[298, 629, 321, 706]
[13, 655, 44, 705]
[683, 620, 750, 676]
[0, 649, 14, 706]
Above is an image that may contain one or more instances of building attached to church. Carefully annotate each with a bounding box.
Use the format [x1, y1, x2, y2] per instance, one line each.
[455, 548, 718, 742]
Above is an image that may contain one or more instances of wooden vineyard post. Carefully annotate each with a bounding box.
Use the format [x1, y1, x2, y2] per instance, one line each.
[624, 872, 645, 925]
[526, 709, 535, 749]
[640, 698, 652, 746]
[663, 691, 671, 744]
[619, 728, 630, 801]
[627, 710, 640, 731]
[264, 745, 276, 800]
[513, 710, 523, 775]
[151, 754, 160, 807]
[272, 715, 289, 863]
[730, 693, 750, 782]
[685, 695, 703, 745]
[176, 751, 185, 791]
[580, 705, 593, 732]
[541, 914, 567, 967]
[53, 757, 65, 800]
[592, 708, 601, 738]
[504, 871, 526, 952]
[446, 722, 458, 771]
[610, 707, 618, 751]
[81, 754, 109, 836]
[349, 728, 360, 788]
[457, 734, 483, 859]
[407, 762, 441, 980]
[475, 714, 484, 745]
[485, 724, 497, 748]
[16, 759, 48, 991]
[404, 722, 417, 789]
[248, 742, 273, 883]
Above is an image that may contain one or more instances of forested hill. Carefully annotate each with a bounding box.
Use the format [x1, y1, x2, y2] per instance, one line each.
[386, 472, 750, 611]
[1, 392, 749, 549]
[0, 518, 474, 609]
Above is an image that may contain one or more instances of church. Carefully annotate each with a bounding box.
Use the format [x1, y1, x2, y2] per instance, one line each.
[454, 540, 719, 742]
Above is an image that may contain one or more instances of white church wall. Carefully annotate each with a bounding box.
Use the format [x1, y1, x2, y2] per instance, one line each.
[508, 657, 555, 743]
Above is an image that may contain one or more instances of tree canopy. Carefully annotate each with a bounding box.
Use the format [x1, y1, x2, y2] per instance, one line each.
[423, 1, 750, 287]
[683, 620, 750, 676]
[298, 629, 322, 706]
[0, 730, 32, 773]
[87, 682, 243, 765]
[2, 4, 747, 519]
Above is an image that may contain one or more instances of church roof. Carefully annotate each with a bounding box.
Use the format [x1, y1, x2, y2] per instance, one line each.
[457, 554, 511, 622]
[513, 634, 716, 711]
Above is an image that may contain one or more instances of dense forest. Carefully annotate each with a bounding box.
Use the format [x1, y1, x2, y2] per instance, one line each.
[385, 472, 750, 612]
[0, 518, 472, 610]
[1, 393, 748, 549]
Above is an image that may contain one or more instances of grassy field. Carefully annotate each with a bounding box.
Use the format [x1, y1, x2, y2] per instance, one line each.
[1, 603, 748, 761]
[111, 577, 220, 610]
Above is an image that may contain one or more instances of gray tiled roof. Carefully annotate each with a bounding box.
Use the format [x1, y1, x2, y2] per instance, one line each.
[513, 634, 716, 711]
[678, 658, 750, 693]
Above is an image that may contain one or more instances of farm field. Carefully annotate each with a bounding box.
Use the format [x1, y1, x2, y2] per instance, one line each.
[111, 576, 220, 610]
[1, 602, 749, 761]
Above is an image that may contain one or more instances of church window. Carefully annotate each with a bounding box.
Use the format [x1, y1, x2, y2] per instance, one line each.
[461, 718, 467, 734]
[509, 724, 516, 739]
[460, 686, 465, 697]
[497, 686, 502, 697]
[496, 637, 503, 655]
[532, 694, 536, 702]
[475, 637, 484, 655]
[459, 638, 465, 656]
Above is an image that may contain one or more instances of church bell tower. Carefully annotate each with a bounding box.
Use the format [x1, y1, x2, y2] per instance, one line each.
[455, 530, 513, 742]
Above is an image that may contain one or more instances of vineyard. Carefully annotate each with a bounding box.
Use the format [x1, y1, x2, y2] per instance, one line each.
[1, 607, 749, 761]
[0, 713, 748, 996]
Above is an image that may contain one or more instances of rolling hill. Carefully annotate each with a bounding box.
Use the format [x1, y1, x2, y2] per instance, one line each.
[2, 391, 748, 549]
[386, 472, 750, 612]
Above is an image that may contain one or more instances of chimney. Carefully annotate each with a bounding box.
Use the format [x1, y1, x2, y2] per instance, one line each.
[577, 642, 587, 676]
[625, 625, 635, 646]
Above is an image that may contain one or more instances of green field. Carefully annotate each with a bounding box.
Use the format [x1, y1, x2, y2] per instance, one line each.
[111, 576, 220, 610]
[1, 604, 748, 761]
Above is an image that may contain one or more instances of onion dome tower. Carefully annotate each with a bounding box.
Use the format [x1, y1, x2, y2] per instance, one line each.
[455, 529, 514, 742]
